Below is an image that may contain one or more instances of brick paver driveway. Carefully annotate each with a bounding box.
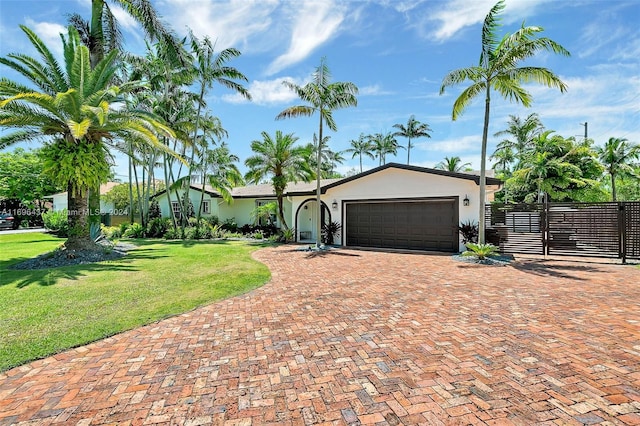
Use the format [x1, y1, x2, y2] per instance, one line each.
[1, 246, 639, 425]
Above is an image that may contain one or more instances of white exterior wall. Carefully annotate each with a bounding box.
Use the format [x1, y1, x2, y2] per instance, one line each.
[156, 188, 220, 219]
[51, 193, 114, 214]
[292, 168, 495, 252]
[223, 198, 290, 228]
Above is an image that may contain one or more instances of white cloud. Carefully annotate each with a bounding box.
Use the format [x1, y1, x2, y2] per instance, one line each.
[359, 84, 394, 96]
[222, 76, 306, 105]
[266, 0, 346, 75]
[423, 0, 556, 42]
[24, 18, 66, 55]
[159, 0, 278, 51]
[415, 134, 479, 153]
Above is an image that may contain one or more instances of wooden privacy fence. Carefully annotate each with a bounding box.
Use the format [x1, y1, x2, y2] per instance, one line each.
[485, 201, 640, 262]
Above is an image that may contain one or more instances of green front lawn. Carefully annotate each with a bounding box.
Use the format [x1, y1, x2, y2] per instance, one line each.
[0, 233, 271, 371]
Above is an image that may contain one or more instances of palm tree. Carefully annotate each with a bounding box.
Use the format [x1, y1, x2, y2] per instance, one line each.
[182, 31, 251, 227]
[304, 134, 345, 178]
[435, 156, 472, 172]
[344, 133, 374, 173]
[596, 137, 640, 201]
[276, 57, 358, 247]
[245, 131, 313, 230]
[439, 0, 570, 243]
[392, 115, 432, 165]
[68, 0, 182, 235]
[370, 132, 403, 165]
[0, 26, 174, 250]
[493, 113, 544, 169]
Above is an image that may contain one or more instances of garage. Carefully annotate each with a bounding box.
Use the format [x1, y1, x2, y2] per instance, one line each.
[345, 198, 459, 252]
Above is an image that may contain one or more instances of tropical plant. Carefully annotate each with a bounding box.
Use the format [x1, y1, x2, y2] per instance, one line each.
[279, 227, 296, 243]
[392, 115, 432, 165]
[595, 137, 640, 201]
[492, 113, 544, 171]
[458, 220, 479, 244]
[435, 156, 472, 172]
[344, 133, 375, 173]
[370, 132, 403, 165]
[245, 131, 313, 230]
[321, 221, 341, 245]
[462, 242, 499, 260]
[182, 31, 250, 227]
[0, 25, 175, 250]
[439, 0, 570, 243]
[250, 202, 277, 225]
[42, 210, 69, 237]
[277, 57, 358, 246]
[507, 131, 604, 202]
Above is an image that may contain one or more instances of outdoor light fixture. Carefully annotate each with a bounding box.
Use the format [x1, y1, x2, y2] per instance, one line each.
[463, 195, 470, 206]
[332, 199, 338, 210]
[304, 205, 308, 210]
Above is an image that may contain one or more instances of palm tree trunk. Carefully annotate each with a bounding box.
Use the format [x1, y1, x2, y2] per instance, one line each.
[316, 114, 323, 247]
[611, 172, 617, 202]
[65, 183, 96, 251]
[407, 138, 411, 165]
[163, 151, 178, 229]
[478, 85, 491, 245]
[277, 192, 288, 230]
[128, 146, 134, 224]
[359, 153, 363, 173]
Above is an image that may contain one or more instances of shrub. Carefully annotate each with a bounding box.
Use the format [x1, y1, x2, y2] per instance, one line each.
[221, 218, 238, 233]
[205, 215, 219, 227]
[119, 222, 130, 235]
[459, 220, 479, 244]
[279, 227, 295, 243]
[251, 231, 264, 240]
[101, 225, 120, 239]
[42, 209, 69, 237]
[462, 242, 499, 260]
[148, 200, 161, 219]
[123, 223, 145, 238]
[322, 221, 341, 245]
[147, 218, 170, 238]
[164, 227, 181, 240]
[211, 224, 225, 238]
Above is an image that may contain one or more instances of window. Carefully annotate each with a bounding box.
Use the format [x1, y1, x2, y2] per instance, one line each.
[256, 199, 277, 226]
[202, 200, 210, 214]
[171, 201, 181, 218]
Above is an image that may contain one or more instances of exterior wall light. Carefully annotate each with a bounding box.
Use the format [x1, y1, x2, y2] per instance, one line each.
[332, 199, 338, 210]
[463, 195, 470, 206]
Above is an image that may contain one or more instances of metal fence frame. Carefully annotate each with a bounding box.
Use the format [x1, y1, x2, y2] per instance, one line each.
[485, 201, 640, 262]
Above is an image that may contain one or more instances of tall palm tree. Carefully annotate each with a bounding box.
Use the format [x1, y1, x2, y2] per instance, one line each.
[304, 134, 345, 178]
[439, 0, 570, 243]
[344, 133, 374, 173]
[493, 113, 544, 169]
[182, 31, 250, 228]
[596, 137, 640, 201]
[245, 131, 313, 230]
[276, 57, 358, 247]
[0, 26, 174, 250]
[435, 156, 472, 172]
[370, 132, 403, 165]
[392, 115, 432, 165]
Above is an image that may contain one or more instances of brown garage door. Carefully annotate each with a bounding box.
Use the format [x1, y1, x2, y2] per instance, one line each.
[345, 199, 458, 252]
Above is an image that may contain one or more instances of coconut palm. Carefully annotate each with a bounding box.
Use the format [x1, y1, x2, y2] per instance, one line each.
[392, 115, 432, 165]
[435, 156, 472, 172]
[245, 131, 313, 230]
[439, 0, 570, 243]
[596, 137, 640, 201]
[493, 113, 544, 169]
[370, 132, 403, 165]
[0, 26, 174, 250]
[276, 57, 358, 246]
[344, 133, 374, 173]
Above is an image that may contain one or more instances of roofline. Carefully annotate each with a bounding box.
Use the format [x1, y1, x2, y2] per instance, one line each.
[319, 162, 502, 193]
[150, 184, 220, 199]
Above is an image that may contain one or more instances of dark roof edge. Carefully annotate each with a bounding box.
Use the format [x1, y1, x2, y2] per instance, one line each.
[319, 162, 502, 193]
[150, 184, 220, 199]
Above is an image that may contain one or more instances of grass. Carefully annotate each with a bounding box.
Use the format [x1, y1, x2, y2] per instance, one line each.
[0, 232, 271, 371]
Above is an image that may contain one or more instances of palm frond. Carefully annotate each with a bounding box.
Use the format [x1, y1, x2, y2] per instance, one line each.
[275, 105, 315, 120]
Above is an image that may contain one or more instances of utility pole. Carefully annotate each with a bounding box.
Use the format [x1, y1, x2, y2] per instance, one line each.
[580, 122, 588, 139]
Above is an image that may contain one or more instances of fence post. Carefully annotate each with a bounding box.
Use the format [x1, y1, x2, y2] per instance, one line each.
[619, 203, 626, 264]
[542, 198, 549, 257]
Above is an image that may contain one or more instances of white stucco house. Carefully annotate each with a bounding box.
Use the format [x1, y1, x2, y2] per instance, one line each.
[48, 182, 119, 214]
[153, 163, 502, 253]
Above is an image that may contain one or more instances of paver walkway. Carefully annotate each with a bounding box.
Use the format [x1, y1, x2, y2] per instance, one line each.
[1, 246, 639, 425]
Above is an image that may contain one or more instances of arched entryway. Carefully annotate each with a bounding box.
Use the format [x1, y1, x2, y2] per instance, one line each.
[294, 199, 331, 242]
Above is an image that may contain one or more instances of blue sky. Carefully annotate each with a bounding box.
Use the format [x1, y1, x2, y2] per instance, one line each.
[1, 0, 639, 180]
